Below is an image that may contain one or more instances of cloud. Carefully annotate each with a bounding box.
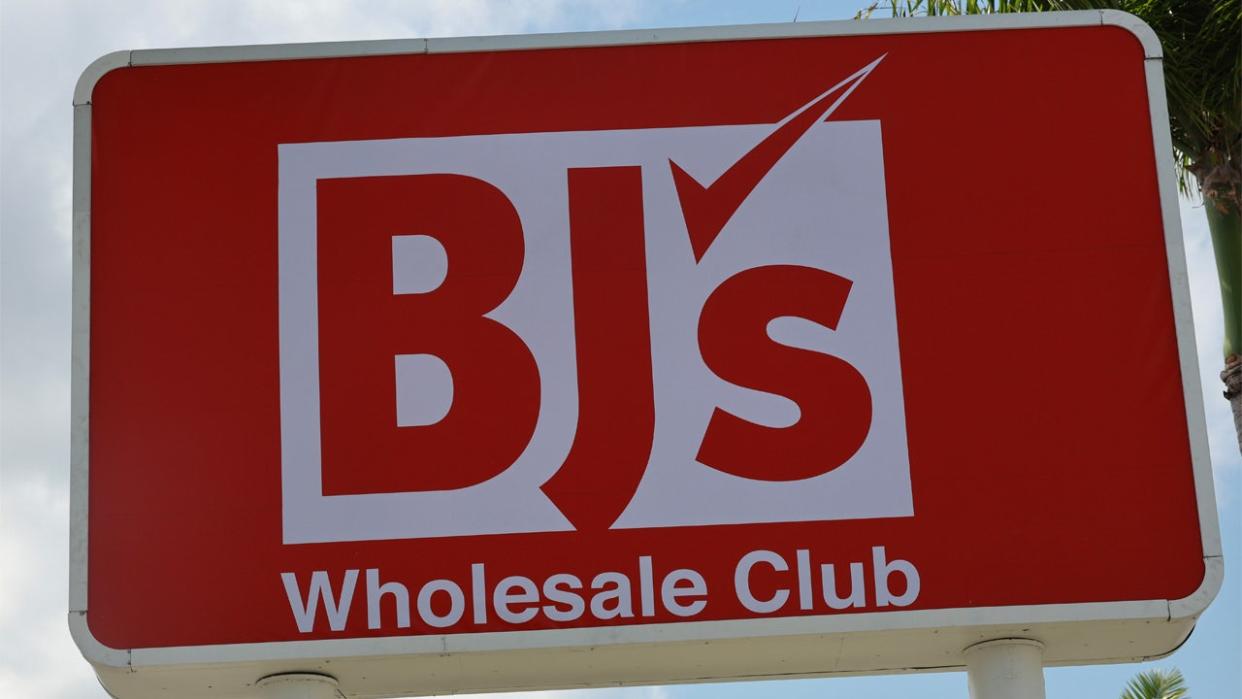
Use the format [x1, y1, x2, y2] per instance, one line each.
[0, 476, 92, 697]
[0, 2, 650, 697]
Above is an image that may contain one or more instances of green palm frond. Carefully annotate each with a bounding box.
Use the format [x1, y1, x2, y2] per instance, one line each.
[1119, 668, 1189, 699]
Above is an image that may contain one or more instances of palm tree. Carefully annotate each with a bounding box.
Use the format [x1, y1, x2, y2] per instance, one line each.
[858, 0, 1241, 450]
[1120, 667, 1189, 699]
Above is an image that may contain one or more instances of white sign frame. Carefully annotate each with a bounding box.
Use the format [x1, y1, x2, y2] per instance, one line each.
[70, 11, 1222, 698]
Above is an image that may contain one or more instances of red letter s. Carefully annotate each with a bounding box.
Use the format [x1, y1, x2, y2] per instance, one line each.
[696, 265, 871, 481]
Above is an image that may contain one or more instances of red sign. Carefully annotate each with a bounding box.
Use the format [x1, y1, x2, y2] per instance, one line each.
[72, 12, 1220, 698]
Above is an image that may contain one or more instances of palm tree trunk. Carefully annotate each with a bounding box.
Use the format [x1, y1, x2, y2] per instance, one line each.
[1204, 200, 1241, 451]
[1225, 361, 1241, 452]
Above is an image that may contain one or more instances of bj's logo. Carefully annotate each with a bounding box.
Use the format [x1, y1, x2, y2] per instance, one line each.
[277, 57, 912, 544]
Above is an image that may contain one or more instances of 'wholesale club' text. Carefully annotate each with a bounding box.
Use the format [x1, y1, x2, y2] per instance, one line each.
[281, 546, 920, 633]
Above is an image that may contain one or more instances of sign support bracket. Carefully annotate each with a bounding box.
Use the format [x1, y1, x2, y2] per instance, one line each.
[256, 673, 341, 699]
[964, 639, 1046, 699]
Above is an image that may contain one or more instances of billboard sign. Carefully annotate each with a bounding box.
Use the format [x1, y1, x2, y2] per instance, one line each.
[71, 11, 1220, 698]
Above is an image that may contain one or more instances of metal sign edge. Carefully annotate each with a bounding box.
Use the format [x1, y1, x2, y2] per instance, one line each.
[66, 9, 1222, 687]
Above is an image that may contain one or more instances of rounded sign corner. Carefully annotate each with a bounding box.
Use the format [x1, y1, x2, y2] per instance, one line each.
[69, 611, 131, 669]
[74, 50, 131, 107]
[1098, 9, 1163, 60]
[1168, 556, 1224, 621]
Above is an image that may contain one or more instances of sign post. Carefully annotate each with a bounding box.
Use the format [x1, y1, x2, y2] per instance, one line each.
[71, 11, 1220, 699]
[965, 639, 1047, 699]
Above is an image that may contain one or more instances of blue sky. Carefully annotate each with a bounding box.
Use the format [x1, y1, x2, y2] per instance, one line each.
[0, 1, 1237, 697]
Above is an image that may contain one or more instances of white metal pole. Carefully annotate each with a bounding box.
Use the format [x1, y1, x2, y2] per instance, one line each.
[256, 673, 341, 699]
[964, 638, 1046, 699]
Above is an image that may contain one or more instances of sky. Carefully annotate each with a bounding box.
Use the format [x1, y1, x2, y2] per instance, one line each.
[0, 0, 1239, 697]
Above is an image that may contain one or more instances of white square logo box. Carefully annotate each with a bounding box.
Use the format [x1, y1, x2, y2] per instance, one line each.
[278, 72, 911, 544]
